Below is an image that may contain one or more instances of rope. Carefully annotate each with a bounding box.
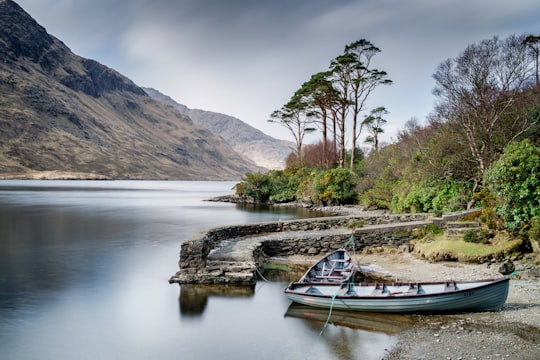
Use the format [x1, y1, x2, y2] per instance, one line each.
[255, 266, 270, 282]
[319, 290, 339, 336]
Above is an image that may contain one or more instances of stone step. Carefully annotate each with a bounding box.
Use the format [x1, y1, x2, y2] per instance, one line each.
[447, 227, 481, 237]
[446, 221, 480, 229]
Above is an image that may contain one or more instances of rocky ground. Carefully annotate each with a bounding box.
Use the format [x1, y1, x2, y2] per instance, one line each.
[349, 252, 540, 360]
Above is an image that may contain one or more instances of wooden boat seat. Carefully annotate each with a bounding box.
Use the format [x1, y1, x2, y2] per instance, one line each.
[315, 275, 345, 280]
[444, 281, 457, 292]
[371, 284, 388, 296]
[338, 286, 356, 296]
[404, 283, 420, 295]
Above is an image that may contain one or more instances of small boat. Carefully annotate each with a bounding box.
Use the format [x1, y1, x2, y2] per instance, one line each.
[284, 278, 510, 313]
[297, 248, 360, 283]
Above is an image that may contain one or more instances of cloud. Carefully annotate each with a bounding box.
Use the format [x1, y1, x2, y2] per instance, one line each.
[14, 0, 540, 142]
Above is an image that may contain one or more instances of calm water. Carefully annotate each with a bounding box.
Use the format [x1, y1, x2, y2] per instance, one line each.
[0, 180, 398, 360]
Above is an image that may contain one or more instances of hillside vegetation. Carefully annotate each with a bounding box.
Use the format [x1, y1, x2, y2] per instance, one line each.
[236, 34, 540, 258]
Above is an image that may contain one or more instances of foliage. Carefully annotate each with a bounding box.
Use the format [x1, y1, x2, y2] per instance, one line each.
[485, 139, 540, 230]
[235, 167, 356, 206]
[311, 168, 357, 205]
[235, 172, 273, 203]
[393, 181, 470, 214]
[245, 32, 540, 230]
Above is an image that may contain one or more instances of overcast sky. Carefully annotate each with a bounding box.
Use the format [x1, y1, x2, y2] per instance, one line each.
[15, 0, 540, 144]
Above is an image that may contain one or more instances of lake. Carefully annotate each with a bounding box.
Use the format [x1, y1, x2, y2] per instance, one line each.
[0, 180, 398, 360]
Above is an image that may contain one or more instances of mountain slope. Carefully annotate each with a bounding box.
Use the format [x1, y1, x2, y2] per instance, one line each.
[0, 0, 259, 180]
[144, 88, 294, 170]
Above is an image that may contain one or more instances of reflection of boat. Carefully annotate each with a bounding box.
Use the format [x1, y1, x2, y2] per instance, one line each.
[298, 248, 360, 283]
[285, 303, 412, 334]
[284, 278, 510, 313]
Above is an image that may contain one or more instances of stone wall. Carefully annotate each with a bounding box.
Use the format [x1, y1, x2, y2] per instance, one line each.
[171, 213, 431, 285]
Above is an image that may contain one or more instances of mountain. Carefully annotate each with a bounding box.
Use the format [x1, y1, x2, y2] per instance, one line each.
[0, 0, 260, 180]
[144, 88, 294, 170]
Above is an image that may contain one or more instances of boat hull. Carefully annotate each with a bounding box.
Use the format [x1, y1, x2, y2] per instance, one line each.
[284, 278, 510, 313]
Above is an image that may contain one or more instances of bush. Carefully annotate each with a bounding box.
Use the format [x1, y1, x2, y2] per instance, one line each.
[235, 172, 272, 202]
[392, 180, 469, 214]
[485, 139, 540, 230]
[311, 168, 357, 205]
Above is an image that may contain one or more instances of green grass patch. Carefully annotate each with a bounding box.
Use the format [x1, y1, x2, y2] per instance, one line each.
[414, 233, 522, 263]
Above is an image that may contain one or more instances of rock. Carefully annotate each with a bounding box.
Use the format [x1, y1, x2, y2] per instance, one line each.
[498, 259, 515, 275]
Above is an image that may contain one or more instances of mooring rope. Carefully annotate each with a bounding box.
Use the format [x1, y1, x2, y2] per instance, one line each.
[319, 290, 339, 336]
[255, 266, 270, 282]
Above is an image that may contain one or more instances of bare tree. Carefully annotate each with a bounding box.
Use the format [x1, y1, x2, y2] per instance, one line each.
[433, 34, 539, 189]
[523, 34, 540, 85]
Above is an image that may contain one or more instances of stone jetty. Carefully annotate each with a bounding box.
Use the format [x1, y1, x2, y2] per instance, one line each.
[168, 210, 480, 286]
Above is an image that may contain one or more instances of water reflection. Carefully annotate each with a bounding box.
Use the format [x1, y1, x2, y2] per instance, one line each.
[178, 285, 255, 316]
[285, 303, 413, 334]
[234, 203, 328, 218]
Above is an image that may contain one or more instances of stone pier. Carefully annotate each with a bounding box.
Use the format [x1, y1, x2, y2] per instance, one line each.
[169, 213, 436, 285]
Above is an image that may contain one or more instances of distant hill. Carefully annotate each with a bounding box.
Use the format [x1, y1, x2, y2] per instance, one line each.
[144, 88, 294, 170]
[0, 0, 260, 180]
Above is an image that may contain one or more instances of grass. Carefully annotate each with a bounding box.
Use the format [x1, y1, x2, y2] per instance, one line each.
[413, 232, 523, 263]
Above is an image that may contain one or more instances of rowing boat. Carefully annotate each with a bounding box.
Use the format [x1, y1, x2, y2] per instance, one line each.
[285, 249, 509, 313]
[297, 248, 360, 283]
[284, 277, 510, 313]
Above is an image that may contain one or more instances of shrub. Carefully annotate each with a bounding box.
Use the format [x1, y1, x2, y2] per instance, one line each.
[311, 168, 357, 205]
[485, 139, 540, 230]
[235, 172, 272, 203]
[393, 180, 469, 214]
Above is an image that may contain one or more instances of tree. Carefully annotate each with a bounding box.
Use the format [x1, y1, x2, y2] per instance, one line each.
[523, 34, 540, 85]
[362, 106, 388, 151]
[294, 71, 339, 168]
[343, 40, 392, 168]
[328, 52, 354, 168]
[269, 96, 316, 165]
[329, 40, 392, 169]
[485, 139, 540, 230]
[432, 34, 539, 192]
[302, 140, 337, 169]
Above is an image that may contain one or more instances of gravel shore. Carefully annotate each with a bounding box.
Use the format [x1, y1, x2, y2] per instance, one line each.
[351, 252, 540, 360]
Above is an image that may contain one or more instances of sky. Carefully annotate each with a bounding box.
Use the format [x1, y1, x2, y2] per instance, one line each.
[15, 0, 540, 144]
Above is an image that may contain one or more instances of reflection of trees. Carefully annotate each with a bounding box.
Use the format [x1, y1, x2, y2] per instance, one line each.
[178, 285, 255, 317]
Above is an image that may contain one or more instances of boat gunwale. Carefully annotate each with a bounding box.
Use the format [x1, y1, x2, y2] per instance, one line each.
[284, 277, 510, 300]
